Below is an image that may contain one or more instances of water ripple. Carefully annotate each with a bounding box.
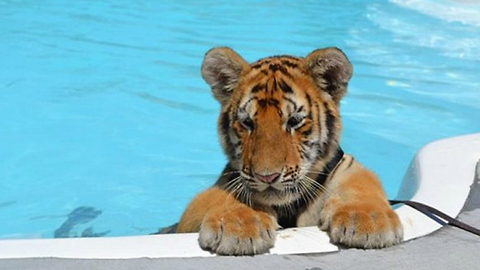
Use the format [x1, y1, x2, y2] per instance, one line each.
[135, 92, 215, 114]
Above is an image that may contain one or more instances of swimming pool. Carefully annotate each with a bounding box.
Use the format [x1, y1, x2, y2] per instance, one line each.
[1, 0, 479, 239]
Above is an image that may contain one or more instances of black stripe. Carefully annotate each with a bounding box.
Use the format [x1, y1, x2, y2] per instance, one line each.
[278, 79, 293, 94]
[316, 104, 327, 159]
[321, 102, 336, 159]
[219, 110, 235, 160]
[275, 55, 300, 61]
[268, 99, 280, 106]
[346, 156, 355, 169]
[305, 93, 312, 108]
[301, 127, 313, 136]
[277, 109, 283, 117]
[256, 98, 281, 108]
[324, 102, 335, 134]
[252, 59, 271, 69]
[269, 64, 292, 78]
[251, 83, 264, 93]
[283, 96, 298, 111]
[322, 72, 336, 95]
[220, 110, 230, 136]
[243, 97, 255, 108]
[252, 63, 263, 69]
[258, 99, 267, 108]
[272, 77, 278, 93]
[281, 60, 299, 69]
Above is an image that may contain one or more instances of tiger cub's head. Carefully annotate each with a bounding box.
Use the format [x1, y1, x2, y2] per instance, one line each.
[202, 47, 352, 206]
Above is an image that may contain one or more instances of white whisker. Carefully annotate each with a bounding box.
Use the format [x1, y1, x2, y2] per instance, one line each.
[305, 170, 330, 176]
[220, 170, 242, 177]
[303, 175, 327, 191]
[302, 175, 331, 197]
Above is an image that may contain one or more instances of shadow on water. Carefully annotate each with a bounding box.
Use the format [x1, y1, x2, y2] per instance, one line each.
[0, 200, 17, 209]
[54, 207, 111, 238]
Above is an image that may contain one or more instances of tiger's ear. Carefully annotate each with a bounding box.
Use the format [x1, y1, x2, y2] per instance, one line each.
[201, 47, 250, 105]
[305, 47, 353, 103]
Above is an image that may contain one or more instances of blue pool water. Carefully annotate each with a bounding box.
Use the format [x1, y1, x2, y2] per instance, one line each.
[1, 0, 479, 239]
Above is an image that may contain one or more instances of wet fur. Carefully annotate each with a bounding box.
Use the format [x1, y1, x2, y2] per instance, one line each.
[177, 47, 403, 255]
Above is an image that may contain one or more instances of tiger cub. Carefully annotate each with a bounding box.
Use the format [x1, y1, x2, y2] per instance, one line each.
[176, 47, 403, 255]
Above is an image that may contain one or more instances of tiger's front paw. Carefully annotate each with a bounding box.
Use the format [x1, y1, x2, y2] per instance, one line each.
[199, 206, 278, 255]
[320, 200, 403, 248]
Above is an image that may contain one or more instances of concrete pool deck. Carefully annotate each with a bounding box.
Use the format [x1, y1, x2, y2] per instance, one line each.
[1, 134, 480, 269]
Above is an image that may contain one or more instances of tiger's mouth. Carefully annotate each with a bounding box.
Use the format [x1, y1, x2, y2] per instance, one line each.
[247, 175, 308, 206]
[251, 185, 303, 206]
[230, 167, 315, 206]
[249, 178, 286, 193]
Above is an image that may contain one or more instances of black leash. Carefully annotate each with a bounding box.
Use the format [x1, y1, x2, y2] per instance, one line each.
[389, 200, 480, 237]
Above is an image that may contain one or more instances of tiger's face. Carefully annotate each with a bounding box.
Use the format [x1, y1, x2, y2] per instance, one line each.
[202, 47, 352, 206]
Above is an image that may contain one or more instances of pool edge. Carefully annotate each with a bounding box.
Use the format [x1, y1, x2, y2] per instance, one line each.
[1, 133, 479, 259]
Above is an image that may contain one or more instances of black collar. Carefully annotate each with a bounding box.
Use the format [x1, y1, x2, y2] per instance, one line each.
[315, 147, 344, 186]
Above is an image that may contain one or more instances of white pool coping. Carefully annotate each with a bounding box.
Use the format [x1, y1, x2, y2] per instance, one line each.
[1, 133, 479, 259]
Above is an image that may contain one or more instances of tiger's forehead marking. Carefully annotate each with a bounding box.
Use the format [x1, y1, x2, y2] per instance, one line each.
[237, 55, 313, 116]
[244, 56, 305, 96]
[250, 56, 303, 78]
[242, 76, 285, 110]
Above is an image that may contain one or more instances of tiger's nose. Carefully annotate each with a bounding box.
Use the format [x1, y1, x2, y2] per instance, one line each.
[255, 173, 281, 184]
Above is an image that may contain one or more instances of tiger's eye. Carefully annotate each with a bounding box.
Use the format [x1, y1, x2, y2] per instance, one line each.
[241, 117, 255, 130]
[287, 116, 304, 130]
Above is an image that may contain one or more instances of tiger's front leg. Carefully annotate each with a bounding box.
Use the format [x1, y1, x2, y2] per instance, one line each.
[177, 187, 279, 255]
[319, 160, 403, 248]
